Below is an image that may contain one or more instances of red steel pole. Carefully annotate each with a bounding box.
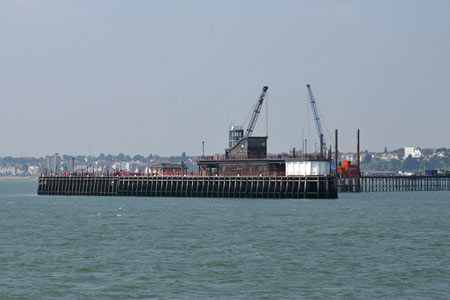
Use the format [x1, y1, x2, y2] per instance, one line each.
[335, 129, 338, 177]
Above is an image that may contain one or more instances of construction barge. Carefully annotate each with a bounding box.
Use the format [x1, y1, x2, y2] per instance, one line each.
[37, 85, 340, 199]
[37, 145, 338, 199]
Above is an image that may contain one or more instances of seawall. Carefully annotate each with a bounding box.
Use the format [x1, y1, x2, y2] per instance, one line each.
[38, 175, 338, 199]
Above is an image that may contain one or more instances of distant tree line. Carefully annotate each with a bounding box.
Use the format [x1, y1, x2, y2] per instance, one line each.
[0, 152, 192, 166]
[361, 155, 450, 172]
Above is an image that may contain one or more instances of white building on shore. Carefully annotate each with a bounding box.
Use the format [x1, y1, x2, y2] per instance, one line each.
[404, 146, 422, 159]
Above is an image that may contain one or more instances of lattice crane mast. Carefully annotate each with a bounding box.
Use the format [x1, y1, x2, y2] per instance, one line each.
[245, 86, 268, 137]
[306, 84, 327, 154]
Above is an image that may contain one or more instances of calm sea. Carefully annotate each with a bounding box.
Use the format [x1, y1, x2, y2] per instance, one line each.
[0, 180, 449, 299]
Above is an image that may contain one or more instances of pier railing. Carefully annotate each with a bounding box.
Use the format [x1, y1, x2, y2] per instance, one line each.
[197, 153, 327, 161]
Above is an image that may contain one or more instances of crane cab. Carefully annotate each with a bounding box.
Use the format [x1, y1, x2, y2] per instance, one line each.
[229, 125, 244, 148]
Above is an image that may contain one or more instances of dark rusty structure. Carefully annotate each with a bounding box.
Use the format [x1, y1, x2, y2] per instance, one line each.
[197, 156, 286, 177]
[38, 175, 338, 199]
[197, 123, 284, 176]
[225, 136, 268, 159]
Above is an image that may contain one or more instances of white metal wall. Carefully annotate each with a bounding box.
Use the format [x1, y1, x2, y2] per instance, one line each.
[286, 161, 330, 176]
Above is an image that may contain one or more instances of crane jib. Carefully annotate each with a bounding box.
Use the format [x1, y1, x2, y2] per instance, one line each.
[306, 84, 327, 151]
[245, 86, 268, 137]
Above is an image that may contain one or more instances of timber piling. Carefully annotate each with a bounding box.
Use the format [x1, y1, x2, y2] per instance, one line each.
[339, 176, 450, 192]
[38, 175, 338, 199]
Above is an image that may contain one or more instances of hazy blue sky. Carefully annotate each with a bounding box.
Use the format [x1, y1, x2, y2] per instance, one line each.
[1, 0, 449, 157]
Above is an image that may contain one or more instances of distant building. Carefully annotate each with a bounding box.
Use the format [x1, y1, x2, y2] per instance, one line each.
[128, 161, 141, 173]
[404, 147, 422, 159]
[146, 163, 187, 175]
[341, 153, 356, 162]
[112, 162, 129, 171]
[70, 158, 75, 173]
[93, 164, 102, 173]
[0, 167, 16, 175]
[27, 166, 40, 175]
[380, 152, 399, 161]
[45, 153, 61, 174]
[75, 164, 88, 172]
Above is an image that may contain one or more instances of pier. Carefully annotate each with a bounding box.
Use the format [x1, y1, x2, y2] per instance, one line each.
[339, 176, 450, 193]
[37, 175, 338, 199]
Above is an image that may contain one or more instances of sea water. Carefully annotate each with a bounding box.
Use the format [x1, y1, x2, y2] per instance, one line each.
[0, 180, 449, 299]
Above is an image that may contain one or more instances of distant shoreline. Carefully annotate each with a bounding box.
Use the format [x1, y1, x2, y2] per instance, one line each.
[0, 176, 37, 180]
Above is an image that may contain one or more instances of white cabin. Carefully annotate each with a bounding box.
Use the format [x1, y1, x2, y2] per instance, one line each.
[285, 160, 330, 176]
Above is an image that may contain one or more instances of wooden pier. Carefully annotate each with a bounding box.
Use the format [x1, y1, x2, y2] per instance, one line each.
[339, 176, 450, 193]
[37, 175, 338, 199]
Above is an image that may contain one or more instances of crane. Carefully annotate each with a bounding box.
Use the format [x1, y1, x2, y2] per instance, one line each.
[306, 84, 327, 155]
[245, 86, 268, 137]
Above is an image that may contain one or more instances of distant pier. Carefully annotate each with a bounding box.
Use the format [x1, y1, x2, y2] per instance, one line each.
[37, 175, 338, 199]
[339, 176, 450, 193]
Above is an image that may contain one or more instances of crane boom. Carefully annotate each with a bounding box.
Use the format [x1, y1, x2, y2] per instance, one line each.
[306, 84, 327, 152]
[245, 86, 268, 137]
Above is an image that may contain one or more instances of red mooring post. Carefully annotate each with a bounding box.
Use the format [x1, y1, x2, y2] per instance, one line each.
[357, 129, 361, 192]
[335, 129, 338, 178]
[357, 129, 360, 173]
[328, 145, 332, 174]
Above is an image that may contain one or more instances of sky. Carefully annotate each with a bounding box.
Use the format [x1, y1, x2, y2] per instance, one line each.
[1, 0, 449, 157]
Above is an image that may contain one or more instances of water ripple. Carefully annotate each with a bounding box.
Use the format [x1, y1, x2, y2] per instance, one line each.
[0, 180, 449, 299]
